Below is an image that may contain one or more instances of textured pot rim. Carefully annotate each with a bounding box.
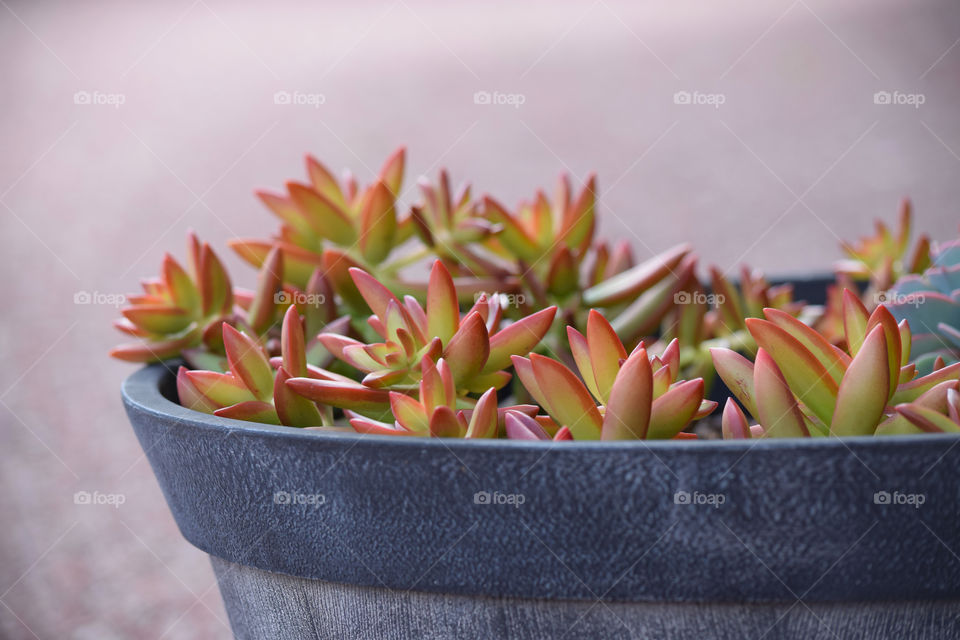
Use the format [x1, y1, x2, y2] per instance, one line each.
[122, 363, 960, 451]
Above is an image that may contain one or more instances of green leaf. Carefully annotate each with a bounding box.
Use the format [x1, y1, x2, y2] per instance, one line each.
[831, 325, 890, 436]
[648, 379, 703, 439]
[287, 181, 356, 246]
[214, 401, 280, 425]
[895, 403, 960, 433]
[746, 318, 838, 426]
[443, 311, 489, 386]
[359, 181, 397, 264]
[247, 247, 283, 335]
[763, 308, 847, 386]
[273, 367, 324, 427]
[378, 147, 405, 197]
[465, 388, 498, 438]
[427, 260, 460, 345]
[842, 289, 870, 355]
[582, 244, 691, 306]
[754, 349, 809, 438]
[389, 391, 428, 432]
[222, 324, 274, 402]
[529, 354, 602, 439]
[892, 362, 960, 403]
[198, 243, 233, 317]
[710, 348, 758, 417]
[281, 305, 307, 377]
[587, 309, 628, 404]
[484, 306, 557, 374]
[721, 398, 751, 439]
[601, 348, 652, 439]
[286, 377, 391, 417]
[162, 254, 199, 312]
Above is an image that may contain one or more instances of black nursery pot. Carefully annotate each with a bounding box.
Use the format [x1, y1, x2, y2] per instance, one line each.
[121, 276, 960, 640]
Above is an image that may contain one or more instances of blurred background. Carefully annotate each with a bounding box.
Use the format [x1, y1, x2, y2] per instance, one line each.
[1, 0, 958, 637]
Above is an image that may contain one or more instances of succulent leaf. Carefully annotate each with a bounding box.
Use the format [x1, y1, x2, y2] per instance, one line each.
[753, 349, 809, 438]
[830, 325, 890, 436]
[601, 347, 653, 440]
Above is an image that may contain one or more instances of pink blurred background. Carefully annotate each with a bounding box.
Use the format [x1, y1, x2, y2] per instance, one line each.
[1, 0, 958, 637]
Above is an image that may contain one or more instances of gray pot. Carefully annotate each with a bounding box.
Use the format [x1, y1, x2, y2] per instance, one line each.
[122, 365, 960, 639]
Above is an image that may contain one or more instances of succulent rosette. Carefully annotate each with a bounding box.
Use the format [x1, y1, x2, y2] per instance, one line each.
[347, 355, 543, 438]
[661, 264, 809, 385]
[110, 232, 235, 364]
[484, 176, 697, 343]
[713, 290, 960, 438]
[835, 199, 931, 293]
[283, 259, 557, 421]
[511, 310, 714, 440]
[884, 237, 960, 373]
[229, 148, 409, 290]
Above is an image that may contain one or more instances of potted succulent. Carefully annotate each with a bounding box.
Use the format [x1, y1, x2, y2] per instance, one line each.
[117, 149, 960, 639]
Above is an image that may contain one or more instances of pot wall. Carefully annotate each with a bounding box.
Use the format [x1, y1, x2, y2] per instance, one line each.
[123, 365, 960, 605]
[211, 557, 960, 640]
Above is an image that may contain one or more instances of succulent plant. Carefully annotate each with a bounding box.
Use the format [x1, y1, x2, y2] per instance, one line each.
[177, 306, 332, 426]
[660, 264, 809, 386]
[834, 198, 931, 293]
[284, 259, 556, 419]
[111, 146, 960, 442]
[110, 232, 235, 364]
[512, 310, 714, 440]
[884, 238, 960, 373]
[112, 232, 343, 372]
[229, 149, 408, 290]
[408, 169, 510, 279]
[346, 355, 543, 438]
[713, 290, 960, 438]
[481, 175, 698, 347]
[482, 174, 597, 300]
